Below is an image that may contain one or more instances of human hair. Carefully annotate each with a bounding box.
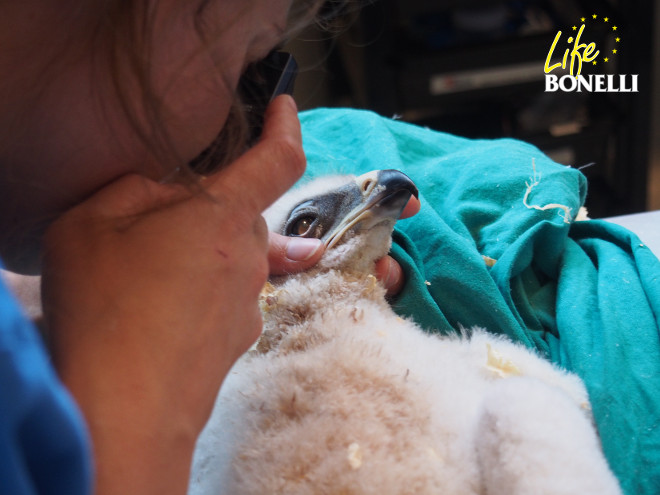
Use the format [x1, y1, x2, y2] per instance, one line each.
[87, 0, 359, 181]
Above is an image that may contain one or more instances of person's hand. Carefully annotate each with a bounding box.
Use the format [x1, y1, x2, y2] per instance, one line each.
[268, 232, 324, 274]
[374, 194, 420, 296]
[41, 95, 305, 495]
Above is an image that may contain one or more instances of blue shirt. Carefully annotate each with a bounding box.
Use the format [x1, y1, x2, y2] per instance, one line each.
[0, 265, 91, 494]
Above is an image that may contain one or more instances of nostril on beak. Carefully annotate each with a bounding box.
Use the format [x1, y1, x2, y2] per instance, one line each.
[361, 179, 374, 193]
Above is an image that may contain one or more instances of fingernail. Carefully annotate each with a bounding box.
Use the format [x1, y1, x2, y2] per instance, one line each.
[286, 238, 322, 261]
[383, 256, 397, 288]
[283, 94, 298, 111]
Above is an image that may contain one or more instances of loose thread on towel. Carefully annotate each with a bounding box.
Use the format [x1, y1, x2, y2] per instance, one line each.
[523, 159, 572, 224]
[577, 162, 596, 171]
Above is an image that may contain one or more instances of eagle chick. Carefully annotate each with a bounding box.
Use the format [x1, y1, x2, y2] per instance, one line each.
[189, 170, 621, 495]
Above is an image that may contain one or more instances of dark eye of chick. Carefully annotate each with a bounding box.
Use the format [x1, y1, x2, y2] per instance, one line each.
[289, 216, 317, 237]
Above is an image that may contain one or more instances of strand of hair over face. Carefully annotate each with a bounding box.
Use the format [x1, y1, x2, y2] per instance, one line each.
[186, 0, 363, 178]
[89, 1, 362, 184]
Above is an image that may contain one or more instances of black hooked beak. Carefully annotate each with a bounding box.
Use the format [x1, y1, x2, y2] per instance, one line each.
[324, 169, 418, 249]
[357, 169, 419, 220]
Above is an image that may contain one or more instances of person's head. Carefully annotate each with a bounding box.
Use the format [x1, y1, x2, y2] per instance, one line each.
[0, 0, 348, 274]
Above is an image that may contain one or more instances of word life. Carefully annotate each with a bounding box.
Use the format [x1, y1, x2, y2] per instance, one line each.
[544, 25, 598, 77]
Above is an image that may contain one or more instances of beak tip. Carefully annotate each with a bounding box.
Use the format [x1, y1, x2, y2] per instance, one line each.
[378, 169, 418, 198]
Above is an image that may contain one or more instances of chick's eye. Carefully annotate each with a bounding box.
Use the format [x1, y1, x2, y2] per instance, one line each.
[289, 216, 317, 237]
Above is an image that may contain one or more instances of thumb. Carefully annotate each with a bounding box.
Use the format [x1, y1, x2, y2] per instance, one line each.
[268, 232, 324, 276]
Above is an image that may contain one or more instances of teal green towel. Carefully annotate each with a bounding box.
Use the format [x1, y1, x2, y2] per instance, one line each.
[300, 108, 660, 495]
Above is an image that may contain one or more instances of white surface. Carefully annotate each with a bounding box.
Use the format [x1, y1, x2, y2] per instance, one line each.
[603, 210, 660, 257]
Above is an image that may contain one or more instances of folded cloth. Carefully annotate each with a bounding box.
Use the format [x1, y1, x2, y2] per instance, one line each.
[300, 108, 660, 495]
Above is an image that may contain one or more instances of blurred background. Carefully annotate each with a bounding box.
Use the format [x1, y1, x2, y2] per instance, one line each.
[286, 0, 659, 218]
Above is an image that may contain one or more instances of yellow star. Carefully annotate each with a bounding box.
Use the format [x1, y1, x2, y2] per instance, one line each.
[604, 17, 609, 22]
[593, 60, 597, 65]
[572, 25, 577, 30]
[613, 49, 617, 54]
[613, 25, 618, 30]
[592, 14, 597, 19]
[616, 37, 620, 42]
[581, 17, 585, 22]
[604, 57, 609, 62]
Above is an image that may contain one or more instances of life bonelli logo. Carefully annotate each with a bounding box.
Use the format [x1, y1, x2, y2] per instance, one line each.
[544, 14, 637, 93]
